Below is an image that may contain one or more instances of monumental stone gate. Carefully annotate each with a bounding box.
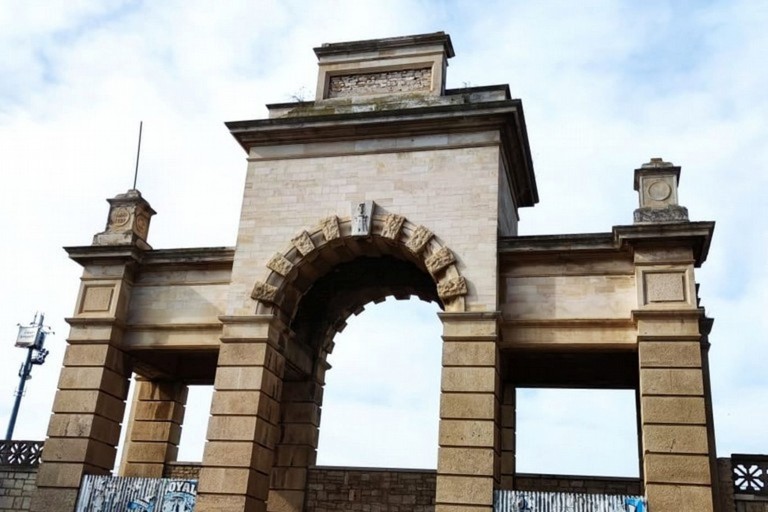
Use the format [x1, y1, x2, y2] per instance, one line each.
[32, 33, 719, 511]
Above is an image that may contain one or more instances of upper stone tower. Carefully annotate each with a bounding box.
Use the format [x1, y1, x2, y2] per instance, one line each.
[313, 32, 454, 101]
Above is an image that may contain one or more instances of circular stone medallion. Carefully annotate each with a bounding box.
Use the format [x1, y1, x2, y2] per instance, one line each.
[648, 180, 672, 201]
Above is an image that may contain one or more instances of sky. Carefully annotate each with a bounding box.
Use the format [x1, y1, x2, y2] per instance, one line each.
[1, 0, 767, 479]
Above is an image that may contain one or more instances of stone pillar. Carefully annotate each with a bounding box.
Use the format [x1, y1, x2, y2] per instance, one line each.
[32, 324, 132, 510]
[435, 312, 500, 512]
[499, 383, 516, 489]
[267, 378, 322, 512]
[196, 316, 285, 512]
[119, 378, 188, 478]
[32, 189, 154, 511]
[637, 309, 714, 510]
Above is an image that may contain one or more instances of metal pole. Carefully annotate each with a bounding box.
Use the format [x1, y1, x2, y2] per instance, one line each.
[5, 346, 33, 441]
[132, 121, 143, 190]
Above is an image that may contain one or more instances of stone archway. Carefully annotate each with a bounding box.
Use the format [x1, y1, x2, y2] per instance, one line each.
[244, 211, 469, 512]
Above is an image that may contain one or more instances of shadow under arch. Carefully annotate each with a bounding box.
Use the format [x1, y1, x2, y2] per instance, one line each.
[246, 212, 469, 511]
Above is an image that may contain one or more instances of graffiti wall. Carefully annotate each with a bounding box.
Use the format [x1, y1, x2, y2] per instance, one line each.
[75, 475, 197, 512]
[494, 490, 646, 512]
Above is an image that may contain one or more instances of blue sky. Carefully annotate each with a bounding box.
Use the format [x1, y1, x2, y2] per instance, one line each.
[1, 0, 766, 478]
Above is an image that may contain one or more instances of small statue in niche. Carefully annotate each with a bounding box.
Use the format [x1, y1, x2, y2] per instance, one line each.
[351, 201, 374, 236]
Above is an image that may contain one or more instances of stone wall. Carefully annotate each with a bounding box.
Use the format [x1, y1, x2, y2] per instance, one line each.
[164, 462, 202, 480]
[305, 467, 435, 512]
[514, 473, 642, 496]
[0, 466, 37, 512]
[328, 68, 431, 98]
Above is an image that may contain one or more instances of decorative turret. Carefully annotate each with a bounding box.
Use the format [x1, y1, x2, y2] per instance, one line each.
[633, 157, 689, 223]
[92, 189, 156, 250]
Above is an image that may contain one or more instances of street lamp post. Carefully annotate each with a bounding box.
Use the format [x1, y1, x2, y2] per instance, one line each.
[5, 313, 52, 441]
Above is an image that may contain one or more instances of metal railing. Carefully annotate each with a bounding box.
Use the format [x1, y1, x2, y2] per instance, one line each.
[495, 490, 646, 512]
[0, 440, 43, 466]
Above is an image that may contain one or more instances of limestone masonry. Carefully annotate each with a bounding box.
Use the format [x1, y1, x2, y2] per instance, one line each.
[26, 31, 737, 511]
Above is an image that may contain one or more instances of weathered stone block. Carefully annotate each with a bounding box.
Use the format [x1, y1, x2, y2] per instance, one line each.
[640, 368, 704, 395]
[643, 424, 709, 454]
[439, 420, 495, 447]
[210, 391, 279, 422]
[441, 367, 496, 393]
[437, 447, 494, 476]
[645, 453, 711, 485]
[639, 341, 702, 368]
[645, 483, 714, 511]
[440, 393, 495, 419]
[435, 475, 493, 505]
[442, 341, 496, 366]
[641, 396, 706, 424]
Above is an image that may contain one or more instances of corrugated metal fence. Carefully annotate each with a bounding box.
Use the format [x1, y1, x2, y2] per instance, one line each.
[495, 490, 646, 512]
[75, 475, 197, 512]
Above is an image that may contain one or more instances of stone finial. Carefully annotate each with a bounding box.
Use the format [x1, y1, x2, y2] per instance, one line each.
[633, 158, 689, 223]
[92, 189, 156, 249]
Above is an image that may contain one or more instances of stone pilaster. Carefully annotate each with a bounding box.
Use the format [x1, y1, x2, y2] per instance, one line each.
[267, 379, 322, 512]
[119, 378, 188, 478]
[435, 312, 500, 512]
[197, 316, 285, 512]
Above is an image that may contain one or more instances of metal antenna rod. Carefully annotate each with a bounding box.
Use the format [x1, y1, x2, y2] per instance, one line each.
[132, 121, 143, 190]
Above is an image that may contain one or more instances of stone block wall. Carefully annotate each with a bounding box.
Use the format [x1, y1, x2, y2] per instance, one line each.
[164, 462, 202, 480]
[305, 466, 436, 512]
[0, 466, 37, 512]
[514, 473, 642, 496]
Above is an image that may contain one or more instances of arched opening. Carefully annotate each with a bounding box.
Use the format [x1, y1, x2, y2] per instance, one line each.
[316, 296, 442, 469]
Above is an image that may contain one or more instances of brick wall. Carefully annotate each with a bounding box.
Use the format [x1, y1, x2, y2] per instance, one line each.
[305, 466, 436, 512]
[0, 466, 37, 512]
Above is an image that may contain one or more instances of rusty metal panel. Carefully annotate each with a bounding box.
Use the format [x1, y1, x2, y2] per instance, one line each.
[495, 490, 646, 512]
[75, 475, 197, 512]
